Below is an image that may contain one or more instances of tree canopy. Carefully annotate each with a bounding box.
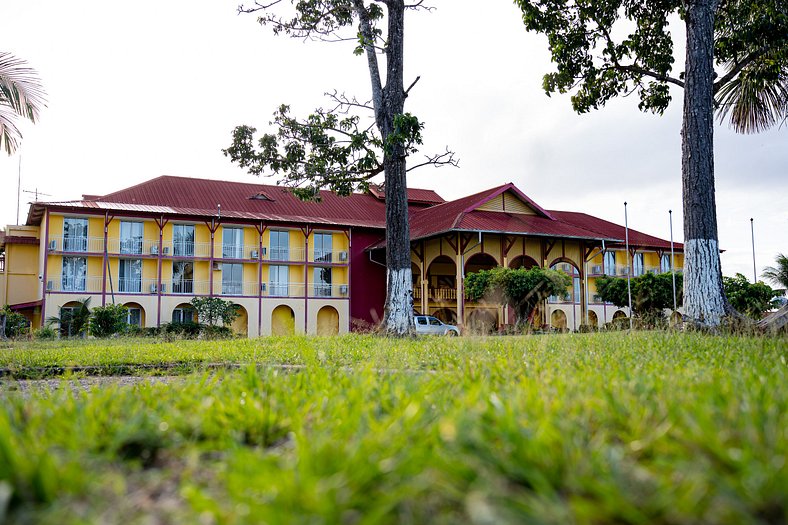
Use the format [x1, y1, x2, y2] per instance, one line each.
[762, 253, 788, 290]
[723, 273, 780, 319]
[596, 272, 683, 322]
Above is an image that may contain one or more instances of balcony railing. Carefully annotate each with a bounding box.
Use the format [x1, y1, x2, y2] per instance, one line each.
[106, 238, 160, 255]
[413, 288, 457, 302]
[221, 244, 246, 259]
[49, 236, 104, 253]
[311, 283, 349, 297]
[268, 246, 306, 262]
[265, 282, 306, 297]
[171, 279, 210, 295]
[310, 250, 350, 264]
[46, 276, 104, 293]
[220, 281, 260, 296]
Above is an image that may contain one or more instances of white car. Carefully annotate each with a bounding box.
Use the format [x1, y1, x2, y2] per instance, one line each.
[413, 315, 460, 336]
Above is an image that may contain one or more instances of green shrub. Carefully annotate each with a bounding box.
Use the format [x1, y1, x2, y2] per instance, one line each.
[33, 325, 57, 340]
[89, 304, 129, 338]
[161, 321, 202, 338]
[2, 306, 30, 338]
[202, 325, 234, 340]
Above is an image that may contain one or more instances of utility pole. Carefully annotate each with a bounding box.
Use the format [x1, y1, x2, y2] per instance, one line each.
[624, 202, 633, 331]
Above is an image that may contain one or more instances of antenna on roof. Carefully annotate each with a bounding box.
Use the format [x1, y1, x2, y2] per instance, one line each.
[23, 188, 52, 202]
[217, 204, 221, 219]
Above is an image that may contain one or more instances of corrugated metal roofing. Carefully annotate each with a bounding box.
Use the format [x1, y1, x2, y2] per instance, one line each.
[368, 184, 445, 205]
[550, 210, 683, 250]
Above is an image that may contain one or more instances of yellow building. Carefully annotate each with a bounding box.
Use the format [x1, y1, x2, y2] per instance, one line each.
[0, 177, 683, 335]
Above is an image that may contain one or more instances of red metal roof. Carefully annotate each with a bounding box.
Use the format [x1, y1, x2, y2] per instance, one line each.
[368, 184, 445, 205]
[549, 211, 683, 250]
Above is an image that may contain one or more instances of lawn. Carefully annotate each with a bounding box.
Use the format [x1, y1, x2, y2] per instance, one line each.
[1, 333, 786, 524]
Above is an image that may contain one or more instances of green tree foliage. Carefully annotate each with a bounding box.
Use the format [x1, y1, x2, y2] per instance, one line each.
[722, 273, 780, 319]
[47, 298, 91, 338]
[190, 297, 239, 327]
[465, 267, 570, 327]
[596, 272, 683, 322]
[89, 303, 129, 338]
[762, 253, 788, 290]
[2, 305, 29, 338]
[0, 52, 47, 155]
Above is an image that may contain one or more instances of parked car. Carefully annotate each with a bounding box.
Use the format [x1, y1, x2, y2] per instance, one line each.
[413, 315, 460, 336]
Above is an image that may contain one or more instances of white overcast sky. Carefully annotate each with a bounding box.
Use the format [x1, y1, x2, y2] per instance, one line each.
[2, 1, 786, 281]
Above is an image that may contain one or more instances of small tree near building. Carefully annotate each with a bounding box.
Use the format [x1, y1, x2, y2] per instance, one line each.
[722, 273, 780, 320]
[190, 297, 239, 328]
[465, 267, 570, 329]
[596, 272, 683, 326]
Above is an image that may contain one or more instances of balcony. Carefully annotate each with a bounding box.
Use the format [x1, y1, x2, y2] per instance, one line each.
[311, 283, 349, 297]
[268, 246, 306, 262]
[171, 279, 210, 295]
[49, 236, 104, 253]
[413, 288, 457, 302]
[310, 250, 350, 264]
[46, 276, 104, 293]
[265, 282, 306, 297]
[106, 238, 160, 256]
[219, 281, 261, 297]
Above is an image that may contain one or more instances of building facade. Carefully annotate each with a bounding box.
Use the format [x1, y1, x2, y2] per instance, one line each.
[0, 176, 683, 335]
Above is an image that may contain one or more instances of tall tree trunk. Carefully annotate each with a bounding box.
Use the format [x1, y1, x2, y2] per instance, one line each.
[379, 0, 413, 335]
[681, 0, 728, 327]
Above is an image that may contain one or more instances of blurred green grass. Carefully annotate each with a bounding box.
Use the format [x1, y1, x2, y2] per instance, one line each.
[1, 333, 786, 524]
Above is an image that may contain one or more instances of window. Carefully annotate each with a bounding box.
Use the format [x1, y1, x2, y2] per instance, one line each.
[127, 308, 142, 327]
[270, 230, 290, 261]
[223, 227, 244, 259]
[604, 251, 616, 274]
[661, 254, 671, 273]
[314, 267, 332, 297]
[63, 217, 88, 252]
[120, 221, 143, 254]
[573, 277, 581, 303]
[119, 259, 142, 293]
[416, 317, 427, 326]
[173, 224, 195, 257]
[222, 263, 244, 295]
[62, 257, 86, 291]
[429, 317, 442, 326]
[172, 307, 194, 324]
[314, 232, 333, 263]
[269, 265, 289, 296]
[633, 253, 644, 277]
[172, 261, 194, 294]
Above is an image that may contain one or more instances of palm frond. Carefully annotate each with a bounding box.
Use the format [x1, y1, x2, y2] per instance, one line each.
[762, 253, 788, 289]
[0, 51, 47, 155]
[715, 52, 788, 134]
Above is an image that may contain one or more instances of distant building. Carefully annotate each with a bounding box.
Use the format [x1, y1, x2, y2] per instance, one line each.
[0, 176, 683, 334]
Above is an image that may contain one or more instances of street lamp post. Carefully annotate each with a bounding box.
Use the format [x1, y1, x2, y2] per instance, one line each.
[750, 218, 757, 283]
[624, 202, 633, 331]
[669, 210, 677, 313]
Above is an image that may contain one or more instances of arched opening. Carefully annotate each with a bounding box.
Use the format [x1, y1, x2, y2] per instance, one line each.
[509, 255, 539, 270]
[612, 310, 627, 320]
[271, 305, 295, 336]
[587, 310, 599, 328]
[550, 261, 581, 303]
[550, 309, 568, 330]
[123, 301, 145, 327]
[465, 253, 498, 275]
[427, 255, 457, 302]
[670, 311, 682, 326]
[57, 300, 89, 337]
[317, 305, 340, 336]
[411, 262, 421, 288]
[432, 307, 457, 324]
[172, 303, 196, 324]
[232, 304, 248, 336]
[467, 308, 498, 334]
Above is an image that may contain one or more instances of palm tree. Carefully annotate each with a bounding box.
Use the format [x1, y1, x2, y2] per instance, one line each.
[763, 254, 788, 290]
[0, 52, 47, 155]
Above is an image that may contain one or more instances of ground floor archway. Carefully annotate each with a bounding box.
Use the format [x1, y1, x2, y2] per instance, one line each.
[587, 310, 598, 328]
[123, 302, 145, 327]
[432, 307, 457, 324]
[317, 305, 339, 336]
[550, 309, 568, 330]
[467, 308, 497, 334]
[232, 305, 249, 336]
[272, 305, 295, 336]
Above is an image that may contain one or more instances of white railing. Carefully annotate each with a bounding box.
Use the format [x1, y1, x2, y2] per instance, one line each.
[548, 292, 573, 304]
[106, 238, 159, 255]
[267, 246, 306, 262]
[170, 241, 212, 258]
[220, 244, 246, 259]
[46, 276, 104, 293]
[49, 236, 104, 253]
[171, 279, 210, 295]
[311, 283, 349, 297]
[310, 250, 350, 264]
[219, 281, 260, 296]
[265, 282, 306, 297]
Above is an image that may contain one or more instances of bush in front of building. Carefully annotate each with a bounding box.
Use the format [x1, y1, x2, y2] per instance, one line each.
[2, 305, 30, 339]
[89, 303, 129, 338]
[33, 325, 57, 340]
